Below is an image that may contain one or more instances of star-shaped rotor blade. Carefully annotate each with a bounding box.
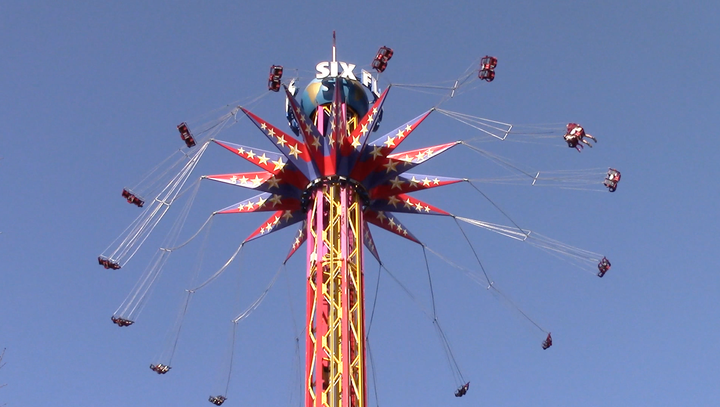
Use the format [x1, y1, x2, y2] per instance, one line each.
[243, 210, 305, 243]
[364, 209, 421, 244]
[368, 194, 451, 216]
[215, 192, 301, 214]
[370, 173, 465, 199]
[240, 108, 319, 181]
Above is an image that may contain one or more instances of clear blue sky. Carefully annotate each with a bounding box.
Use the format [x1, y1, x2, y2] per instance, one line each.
[1, 1, 719, 406]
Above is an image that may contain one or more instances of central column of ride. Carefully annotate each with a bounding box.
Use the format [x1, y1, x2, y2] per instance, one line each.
[306, 180, 366, 407]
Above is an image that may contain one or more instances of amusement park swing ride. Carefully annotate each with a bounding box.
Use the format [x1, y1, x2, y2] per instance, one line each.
[99, 36, 619, 407]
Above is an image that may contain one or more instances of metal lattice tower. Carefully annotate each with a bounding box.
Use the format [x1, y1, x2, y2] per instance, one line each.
[305, 182, 366, 407]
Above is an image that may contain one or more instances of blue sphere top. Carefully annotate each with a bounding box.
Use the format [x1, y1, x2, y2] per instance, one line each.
[300, 77, 370, 120]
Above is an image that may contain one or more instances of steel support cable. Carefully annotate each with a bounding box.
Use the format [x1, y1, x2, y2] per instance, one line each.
[224, 322, 237, 397]
[436, 109, 513, 140]
[454, 217, 529, 241]
[455, 216, 601, 273]
[166, 290, 193, 365]
[114, 175, 206, 319]
[434, 319, 465, 386]
[421, 246, 465, 387]
[161, 213, 215, 252]
[366, 263, 383, 337]
[423, 244, 548, 334]
[232, 263, 284, 323]
[452, 218, 494, 287]
[467, 182, 528, 238]
[188, 242, 245, 292]
[221, 261, 285, 399]
[461, 141, 537, 179]
[105, 141, 210, 264]
[281, 264, 303, 407]
[379, 264, 433, 321]
[132, 149, 186, 196]
[114, 248, 171, 318]
[366, 338, 381, 407]
[467, 168, 605, 188]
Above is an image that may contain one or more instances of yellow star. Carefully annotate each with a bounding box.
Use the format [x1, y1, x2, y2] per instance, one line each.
[282, 210, 294, 221]
[273, 216, 280, 225]
[383, 137, 395, 148]
[433, 178, 440, 185]
[409, 176, 419, 187]
[414, 151, 425, 161]
[256, 196, 267, 207]
[260, 122, 267, 130]
[246, 150, 256, 160]
[387, 195, 401, 208]
[246, 200, 256, 210]
[267, 127, 275, 137]
[414, 202, 423, 211]
[395, 129, 405, 139]
[401, 155, 413, 165]
[252, 175, 262, 186]
[269, 194, 283, 206]
[388, 218, 397, 229]
[396, 224, 404, 234]
[238, 175, 249, 185]
[311, 135, 321, 149]
[383, 160, 398, 173]
[257, 153, 269, 165]
[237, 147, 245, 155]
[389, 176, 405, 190]
[403, 198, 414, 209]
[288, 144, 301, 159]
[272, 157, 286, 171]
[376, 211, 387, 223]
[422, 177, 431, 186]
[230, 175, 237, 184]
[276, 134, 287, 147]
[266, 175, 280, 189]
[351, 136, 361, 149]
[405, 124, 412, 132]
[360, 123, 368, 136]
[424, 205, 431, 213]
[370, 145, 384, 159]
